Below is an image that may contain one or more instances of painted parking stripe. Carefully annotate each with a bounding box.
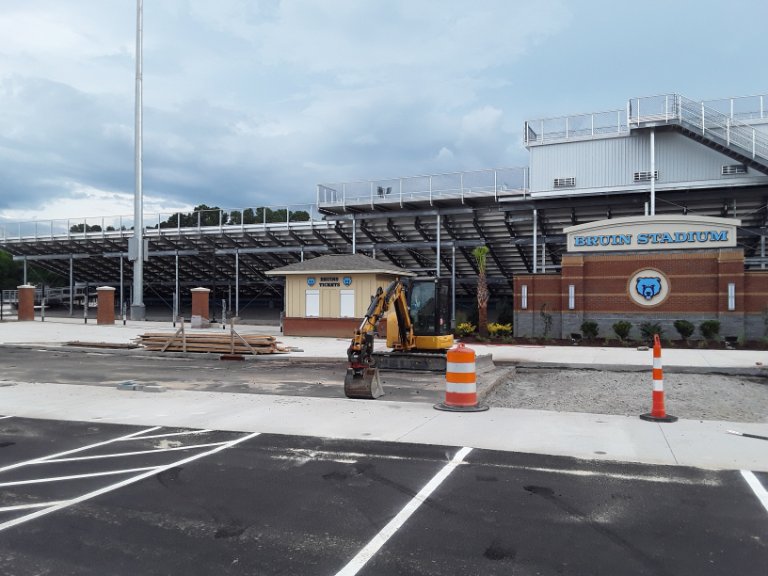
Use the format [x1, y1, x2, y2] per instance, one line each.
[0, 426, 161, 475]
[741, 470, 768, 514]
[335, 447, 472, 576]
[266, 448, 720, 486]
[0, 467, 159, 488]
[0, 501, 69, 513]
[0, 431, 260, 533]
[116, 429, 212, 441]
[0, 416, 13, 420]
[38, 441, 230, 463]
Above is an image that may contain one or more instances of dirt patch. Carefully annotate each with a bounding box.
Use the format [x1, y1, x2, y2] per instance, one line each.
[485, 368, 768, 423]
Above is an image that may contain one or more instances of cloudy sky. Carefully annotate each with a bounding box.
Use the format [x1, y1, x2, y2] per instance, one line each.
[0, 0, 765, 224]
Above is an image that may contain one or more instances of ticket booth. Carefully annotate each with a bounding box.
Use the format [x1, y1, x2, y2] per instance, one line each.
[266, 254, 414, 337]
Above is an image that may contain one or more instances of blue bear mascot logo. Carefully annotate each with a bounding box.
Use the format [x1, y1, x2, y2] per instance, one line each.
[635, 277, 661, 301]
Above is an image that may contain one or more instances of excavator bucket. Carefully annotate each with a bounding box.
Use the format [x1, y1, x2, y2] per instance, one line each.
[344, 367, 384, 399]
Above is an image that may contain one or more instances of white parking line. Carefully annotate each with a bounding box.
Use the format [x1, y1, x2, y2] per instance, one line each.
[265, 448, 720, 486]
[334, 447, 473, 576]
[741, 470, 768, 514]
[39, 442, 230, 463]
[0, 426, 161, 475]
[0, 501, 69, 513]
[0, 416, 13, 420]
[116, 429, 212, 441]
[0, 467, 158, 488]
[0, 431, 260, 533]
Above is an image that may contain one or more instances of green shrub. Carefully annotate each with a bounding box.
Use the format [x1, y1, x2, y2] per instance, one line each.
[699, 320, 721, 340]
[612, 321, 632, 341]
[487, 322, 513, 339]
[455, 322, 476, 338]
[673, 320, 695, 341]
[580, 320, 599, 339]
[639, 321, 664, 342]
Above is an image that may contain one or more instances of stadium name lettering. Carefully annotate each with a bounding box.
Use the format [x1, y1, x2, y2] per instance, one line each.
[573, 231, 728, 247]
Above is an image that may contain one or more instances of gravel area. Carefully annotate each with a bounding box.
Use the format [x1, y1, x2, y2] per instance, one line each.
[486, 368, 768, 423]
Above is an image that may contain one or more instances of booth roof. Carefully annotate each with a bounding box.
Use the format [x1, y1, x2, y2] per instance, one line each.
[266, 253, 415, 276]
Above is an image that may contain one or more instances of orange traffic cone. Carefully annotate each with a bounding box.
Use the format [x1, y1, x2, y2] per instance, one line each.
[640, 334, 677, 423]
[434, 343, 488, 412]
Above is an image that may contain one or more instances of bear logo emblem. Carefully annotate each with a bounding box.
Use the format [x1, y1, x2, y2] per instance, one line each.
[635, 277, 661, 301]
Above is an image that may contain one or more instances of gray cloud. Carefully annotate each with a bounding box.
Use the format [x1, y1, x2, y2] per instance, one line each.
[0, 0, 765, 221]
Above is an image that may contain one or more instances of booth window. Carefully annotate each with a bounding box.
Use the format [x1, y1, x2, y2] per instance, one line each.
[568, 285, 575, 310]
[728, 283, 736, 311]
[340, 290, 355, 318]
[521, 285, 528, 309]
[305, 289, 320, 317]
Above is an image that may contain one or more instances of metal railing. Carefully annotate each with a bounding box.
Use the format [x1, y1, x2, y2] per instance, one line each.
[524, 109, 628, 145]
[317, 167, 528, 207]
[525, 92, 768, 147]
[701, 93, 767, 122]
[628, 94, 768, 163]
[1, 287, 72, 305]
[0, 203, 321, 242]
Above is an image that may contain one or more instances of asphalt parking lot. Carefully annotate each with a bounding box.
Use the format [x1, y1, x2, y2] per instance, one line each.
[1, 416, 766, 575]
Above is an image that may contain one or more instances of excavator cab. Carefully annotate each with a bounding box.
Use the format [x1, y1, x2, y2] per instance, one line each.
[387, 278, 453, 350]
[345, 277, 454, 399]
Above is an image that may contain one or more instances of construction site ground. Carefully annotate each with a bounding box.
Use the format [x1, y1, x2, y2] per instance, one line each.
[0, 317, 766, 574]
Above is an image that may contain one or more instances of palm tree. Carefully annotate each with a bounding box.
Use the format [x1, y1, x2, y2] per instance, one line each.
[472, 245, 490, 337]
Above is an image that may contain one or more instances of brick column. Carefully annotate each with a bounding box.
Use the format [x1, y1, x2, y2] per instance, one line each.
[17, 285, 35, 321]
[191, 287, 211, 328]
[97, 286, 116, 325]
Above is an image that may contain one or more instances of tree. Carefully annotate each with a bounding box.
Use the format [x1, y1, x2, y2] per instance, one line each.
[69, 223, 102, 233]
[472, 245, 490, 337]
[0, 250, 22, 290]
[158, 205, 228, 228]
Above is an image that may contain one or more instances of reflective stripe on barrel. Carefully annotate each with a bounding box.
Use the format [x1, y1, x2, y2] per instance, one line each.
[650, 334, 667, 417]
[444, 343, 478, 407]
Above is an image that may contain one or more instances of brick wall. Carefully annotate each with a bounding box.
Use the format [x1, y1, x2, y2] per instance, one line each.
[283, 317, 360, 338]
[514, 248, 765, 339]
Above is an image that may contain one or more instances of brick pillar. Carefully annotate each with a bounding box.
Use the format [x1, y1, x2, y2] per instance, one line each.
[191, 287, 210, 328]
[97, 286, 116, 325]
[17, 285, 35, 321]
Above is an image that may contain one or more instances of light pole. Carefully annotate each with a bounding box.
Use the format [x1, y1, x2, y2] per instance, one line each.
[130, 0, 145, 320]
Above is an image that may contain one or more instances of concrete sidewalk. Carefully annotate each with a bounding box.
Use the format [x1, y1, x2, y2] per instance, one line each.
[0, 317, 766, 472]
[0, 381, 766, 472]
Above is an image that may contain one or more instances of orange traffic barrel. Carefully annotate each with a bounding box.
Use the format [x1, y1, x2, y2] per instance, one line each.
[640, 334, 677, 423]
[434, 343, 488, 412]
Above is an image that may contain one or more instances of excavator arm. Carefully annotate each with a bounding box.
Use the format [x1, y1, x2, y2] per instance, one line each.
[344, 279, 414, 398]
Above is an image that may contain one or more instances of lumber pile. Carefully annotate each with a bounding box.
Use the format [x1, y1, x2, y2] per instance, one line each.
[136, 331, 289, 355]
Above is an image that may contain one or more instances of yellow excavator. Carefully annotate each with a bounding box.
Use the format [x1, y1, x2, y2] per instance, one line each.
[344, 277, 454, 399]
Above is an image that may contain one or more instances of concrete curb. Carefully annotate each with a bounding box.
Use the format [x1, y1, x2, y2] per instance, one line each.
[477, 366, 516, 401]
[500, 361, 768, 377]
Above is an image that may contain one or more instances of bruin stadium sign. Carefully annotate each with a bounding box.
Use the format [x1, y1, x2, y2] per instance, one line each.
[573, 230, 728, 248]
[564, 215, 740, 253]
